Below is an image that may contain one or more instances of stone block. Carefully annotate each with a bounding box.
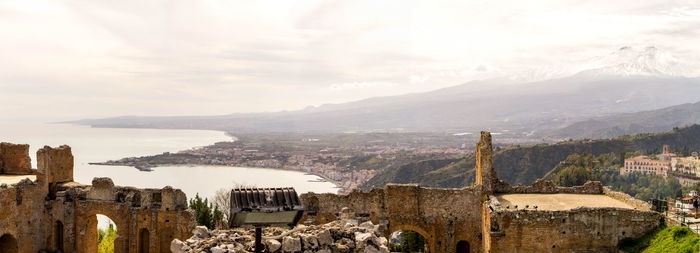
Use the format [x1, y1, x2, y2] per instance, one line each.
[37, 145, 74, 183]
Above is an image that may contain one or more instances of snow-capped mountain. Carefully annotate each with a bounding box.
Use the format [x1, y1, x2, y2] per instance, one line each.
[509, 46, 695, 82]
[575, 46, 692, 78]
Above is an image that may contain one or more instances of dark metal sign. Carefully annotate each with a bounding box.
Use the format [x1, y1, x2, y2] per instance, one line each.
[229, 187, 305, 253]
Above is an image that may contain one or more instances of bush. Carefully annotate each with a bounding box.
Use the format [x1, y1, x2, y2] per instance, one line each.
[389, 230, 426, 252]
[189, 193, 224, 229]
[97, 223, 117, 253]
[619, 226, 700, 253]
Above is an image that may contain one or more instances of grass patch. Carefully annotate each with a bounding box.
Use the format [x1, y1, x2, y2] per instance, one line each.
[619, 226, 700, 253]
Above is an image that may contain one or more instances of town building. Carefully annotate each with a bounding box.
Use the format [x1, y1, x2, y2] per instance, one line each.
[621, 155, 671, 176]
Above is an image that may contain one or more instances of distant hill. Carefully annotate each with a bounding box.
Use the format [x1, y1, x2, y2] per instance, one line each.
[549, 101, 700, 139]
[72, 47, 700, 136]
[73, 75, 700, 136]
[362, 124, 700, 189]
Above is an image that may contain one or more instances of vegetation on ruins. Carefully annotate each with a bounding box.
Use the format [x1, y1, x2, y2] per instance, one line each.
[619, 226, 700, 253]
[189, 193, 224, 229]
[97, 223, 117, 253]
[389, 230, 426, 253]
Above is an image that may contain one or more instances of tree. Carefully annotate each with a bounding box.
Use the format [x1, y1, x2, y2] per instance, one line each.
[189, 193, 223, 229]
[213, 188, 231, 227]
[390, 230, 425, 252]
[97, 223, 117, 253]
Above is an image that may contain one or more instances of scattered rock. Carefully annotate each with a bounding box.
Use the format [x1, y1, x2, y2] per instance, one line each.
[282, 236, 302, 252]
[210, 246, 225, 253]
[193, 226, 210, 238]
[265, 239, 282, 252]
[317, 230, 333, 246]
[173, 218, 388, 252]
[170, 239, 188, 253]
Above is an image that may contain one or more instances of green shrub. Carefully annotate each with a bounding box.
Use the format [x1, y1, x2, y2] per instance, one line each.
[97, 223, 117, 253]
[619, 226, 700, 253]
[189, 193, 224, 229]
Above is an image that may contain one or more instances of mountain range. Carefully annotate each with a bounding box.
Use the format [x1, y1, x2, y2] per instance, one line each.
[74, 47, 700, 140]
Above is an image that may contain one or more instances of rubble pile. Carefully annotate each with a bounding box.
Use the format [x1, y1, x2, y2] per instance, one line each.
[171, 219, 390, 253]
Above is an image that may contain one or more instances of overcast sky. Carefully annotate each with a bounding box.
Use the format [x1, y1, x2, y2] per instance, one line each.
[1, 0, 699, 121]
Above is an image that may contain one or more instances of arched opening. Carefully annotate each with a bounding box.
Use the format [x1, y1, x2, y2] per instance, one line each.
[55, 220, 65, 252]
[138, 228, 150, 253]
[389, 230, 428, 252]
[0, 234, 18, 253]
[456, 240, 470, 253]
[96, 214, 118, 253]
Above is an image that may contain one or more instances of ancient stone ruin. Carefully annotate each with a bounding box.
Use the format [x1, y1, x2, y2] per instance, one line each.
[0, 143, 194, 253]
[299, 132, 662, 252]
[0, 132, 663, 252]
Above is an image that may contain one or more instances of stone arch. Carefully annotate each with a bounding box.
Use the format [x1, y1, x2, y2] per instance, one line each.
[0, 234, 18, 253]
[82, 211, 127, 253]
[55, 220, 65, 252]
[456, 240, 470, 253]
[389, 224, 434, 252]
[138, 228, 150, 253]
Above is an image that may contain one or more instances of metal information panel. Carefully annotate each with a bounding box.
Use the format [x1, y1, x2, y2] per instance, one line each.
[229, 187, 305, 252]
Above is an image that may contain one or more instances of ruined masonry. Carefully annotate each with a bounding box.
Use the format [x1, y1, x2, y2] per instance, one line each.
[0, 143, 194, 253]
[300, 132, 662, 253]
[0, 131, 663, 253]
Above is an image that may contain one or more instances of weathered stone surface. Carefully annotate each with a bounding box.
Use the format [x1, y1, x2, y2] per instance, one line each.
[302, 234, 319, 249]
[317, 230, 333, 246]
[210, 246, 226, 253]
[171, 239, 187, 253]
[282, 236, 302, 252]
[0, 142, 32, 174]
[37, 145, 73, 183]
[265, 239, 282, 252]
[193, 225, 211, 238]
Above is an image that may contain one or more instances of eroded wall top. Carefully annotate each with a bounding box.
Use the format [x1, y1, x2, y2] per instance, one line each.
[0, 142, 32, 174]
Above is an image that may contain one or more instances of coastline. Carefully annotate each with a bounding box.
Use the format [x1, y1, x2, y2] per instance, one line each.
[91, 163, 344, 190]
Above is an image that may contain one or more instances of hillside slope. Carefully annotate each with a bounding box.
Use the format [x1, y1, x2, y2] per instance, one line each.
[362, 125, 700, 189]
[551, 101, 700, 139]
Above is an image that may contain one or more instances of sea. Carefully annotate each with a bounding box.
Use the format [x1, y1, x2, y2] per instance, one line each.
[0, 122, 339, 201]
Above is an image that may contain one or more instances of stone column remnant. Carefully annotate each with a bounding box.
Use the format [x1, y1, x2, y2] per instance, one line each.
[37, 145, 74, 183]
[475, 131, 495, 193]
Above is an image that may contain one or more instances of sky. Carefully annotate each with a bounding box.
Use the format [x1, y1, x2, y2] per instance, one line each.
[1, 0, 700, 122]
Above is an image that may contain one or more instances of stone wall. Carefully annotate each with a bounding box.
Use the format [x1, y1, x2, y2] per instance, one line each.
[1, 131, 666, 253]
[602, 187, 653, 211]
[0, 142, 195, 253]
[0, 178, 49, 253]
[485, 207, 662, 252]
[495, 180, 604, 194]
[299, 131, 663, 253]
[53, 178, 195, 253]
[0, 142, 32, 174]
[301, 184, 485, 253]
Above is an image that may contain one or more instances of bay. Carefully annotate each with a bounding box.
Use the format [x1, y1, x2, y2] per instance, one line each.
[0, 122, 338, 201]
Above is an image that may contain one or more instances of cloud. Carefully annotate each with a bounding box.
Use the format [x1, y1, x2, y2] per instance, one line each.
[0, 0, 699, 120]
[329, 81, 397, 91]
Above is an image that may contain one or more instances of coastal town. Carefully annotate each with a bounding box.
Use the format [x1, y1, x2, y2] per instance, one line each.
[94, 133, 470, 193]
